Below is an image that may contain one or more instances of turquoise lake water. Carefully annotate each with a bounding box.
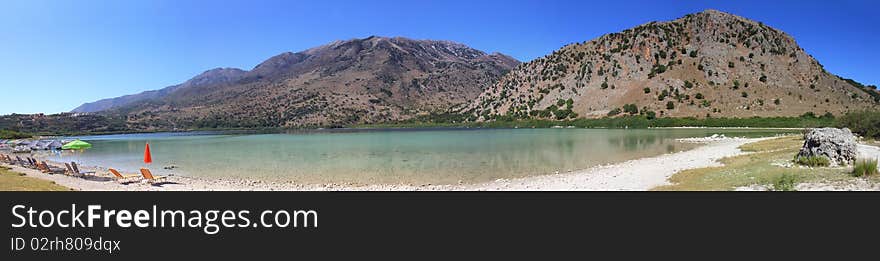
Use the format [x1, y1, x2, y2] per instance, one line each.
[38, 128, 793, 185]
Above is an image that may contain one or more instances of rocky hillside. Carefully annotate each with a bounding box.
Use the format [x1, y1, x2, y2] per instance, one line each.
[470, 10, 878, 121]
[80, 36, 518, 129]
[72, 68, 247, 113]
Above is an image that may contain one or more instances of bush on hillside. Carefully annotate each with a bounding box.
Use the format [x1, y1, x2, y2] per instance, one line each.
[0, 129, 32, 139]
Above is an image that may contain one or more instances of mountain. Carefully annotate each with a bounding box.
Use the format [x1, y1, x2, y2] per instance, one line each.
[77, 36, 518, 129]
[469, 10, 878, 121]
[71, 68, 247, 113]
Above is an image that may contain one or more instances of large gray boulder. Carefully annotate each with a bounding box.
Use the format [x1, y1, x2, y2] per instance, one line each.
[796, 128, 858, 166]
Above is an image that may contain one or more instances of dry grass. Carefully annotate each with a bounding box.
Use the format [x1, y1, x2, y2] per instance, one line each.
[0, 166, 72, 191]
[654, 136, 878, 191]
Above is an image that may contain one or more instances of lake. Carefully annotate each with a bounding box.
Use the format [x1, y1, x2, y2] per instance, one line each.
[37, 128, 793, 185]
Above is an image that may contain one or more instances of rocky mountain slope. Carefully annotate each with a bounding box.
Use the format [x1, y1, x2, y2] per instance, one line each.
[72, 68, 247, 113]
[78, 36, 518, 129]
[469, 10, 878, 121]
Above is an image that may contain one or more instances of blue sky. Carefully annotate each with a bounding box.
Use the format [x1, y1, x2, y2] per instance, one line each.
[0, 0, 877, 115]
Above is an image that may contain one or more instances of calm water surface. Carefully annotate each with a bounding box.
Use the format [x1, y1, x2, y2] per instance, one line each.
[38, 128, 793, 185]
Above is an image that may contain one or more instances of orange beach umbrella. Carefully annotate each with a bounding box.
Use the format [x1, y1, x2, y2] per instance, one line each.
[144, 143, 153, 164]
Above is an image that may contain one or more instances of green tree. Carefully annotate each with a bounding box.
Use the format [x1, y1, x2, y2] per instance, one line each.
[623, 104, 639, 115]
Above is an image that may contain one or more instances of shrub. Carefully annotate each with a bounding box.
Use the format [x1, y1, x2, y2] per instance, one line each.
[795, 155, 830, 167]
[0, 129, 32, 139]
[645, 111, 657, 120]
[759, 75, 767, 82]
[801, 112, 817, 118]
[774, 98, 781, 105]
[689, 50, 697, 58]
[822, 112, 834, 119]
[837, 110, 880, 139]
[607, 108, 621, 117]
[728, 61, 735, 68]
[772, 174, 798, 191]
[684, 80, 693, 88]
[666, 101, 675, 110]
[695, 93, 704, 99]
[741, 92, 748, 98]
[601, 81, 609, 89]
[623, 104, 639, 115]
[644, 87, 651, 94]
[851, 159, 879, 177]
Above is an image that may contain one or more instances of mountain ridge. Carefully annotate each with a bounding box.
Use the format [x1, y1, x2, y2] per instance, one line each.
[71, 67, 247, 113]
[468, 9, 877, 121]
[76, 36, 519, 129]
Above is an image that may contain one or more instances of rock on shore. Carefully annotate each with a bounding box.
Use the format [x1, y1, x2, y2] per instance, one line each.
[796, 128, 857, 166]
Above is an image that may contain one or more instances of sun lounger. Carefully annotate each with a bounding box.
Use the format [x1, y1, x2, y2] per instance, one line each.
[63, 163, 84, 177]
[36, 161, 49, 173]
[40, 161, 65, 174]
[139, 168, 167, 184]
[23, 157, 34, 168]
[70, 162, 96, 176]
[27, 157, 40, 169]
[109, 168, 141, 183]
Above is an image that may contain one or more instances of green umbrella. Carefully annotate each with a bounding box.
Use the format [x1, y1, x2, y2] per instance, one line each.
[61, 139, 92, 150]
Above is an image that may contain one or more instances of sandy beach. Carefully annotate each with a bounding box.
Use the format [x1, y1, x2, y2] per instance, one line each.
[1, 136, 775, 191]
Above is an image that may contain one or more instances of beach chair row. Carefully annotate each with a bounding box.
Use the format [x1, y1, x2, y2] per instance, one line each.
[1, 153, 165, 184]
[109, 168, 167, 184]
[2, 154, 89, 176]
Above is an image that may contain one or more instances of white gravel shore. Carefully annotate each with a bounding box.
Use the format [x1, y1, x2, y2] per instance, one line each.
[2, 137, 770, 191]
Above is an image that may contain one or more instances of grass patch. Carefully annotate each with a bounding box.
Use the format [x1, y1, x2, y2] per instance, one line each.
[654, 136, 872, 191]
[852, 159, 879, 177]
[772, 174, 798, 191]
[794, 155, 830, 167]
[0, 166, 71, 191]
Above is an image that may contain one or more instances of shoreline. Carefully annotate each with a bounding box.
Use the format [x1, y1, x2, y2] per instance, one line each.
[1, 136, 770, 191]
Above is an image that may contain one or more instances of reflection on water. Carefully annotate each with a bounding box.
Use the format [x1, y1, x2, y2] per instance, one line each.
[37, 128, 793, 185]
